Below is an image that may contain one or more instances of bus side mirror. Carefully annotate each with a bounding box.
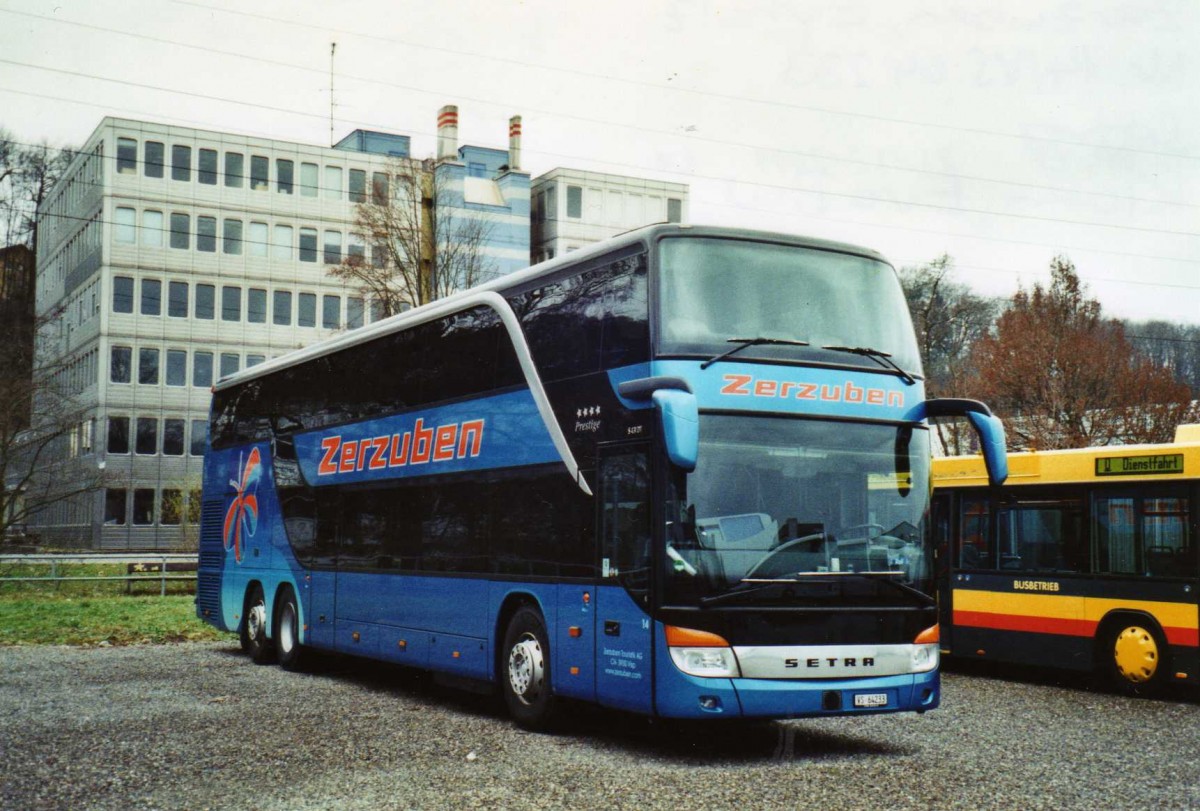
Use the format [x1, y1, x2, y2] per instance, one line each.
[912, 398, 1009, 486]
[616, 376, 699, 472]
[653, 389, 699, 472]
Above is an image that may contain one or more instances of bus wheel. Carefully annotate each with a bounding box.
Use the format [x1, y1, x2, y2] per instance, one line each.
[242, 584, 276, 665]
[1103, 622, 1168, 696]
[275, 587, 306, 672]
[502, 607, 558, 731]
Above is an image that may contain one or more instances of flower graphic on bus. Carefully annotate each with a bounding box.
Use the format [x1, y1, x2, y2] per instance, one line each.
[223, 447, 262, 563]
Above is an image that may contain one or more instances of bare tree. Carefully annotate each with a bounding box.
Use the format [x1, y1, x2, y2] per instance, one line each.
[967, 257, 1196, 450]
[329, 158, 498, 315]
[1, 133, 92, 542]
[899, 255, 1000, 453]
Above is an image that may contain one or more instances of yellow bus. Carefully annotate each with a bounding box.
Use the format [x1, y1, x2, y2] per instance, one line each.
[931, 425, 1200, 694]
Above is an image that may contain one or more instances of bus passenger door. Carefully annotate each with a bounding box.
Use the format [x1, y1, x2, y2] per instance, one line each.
[304, 488, 339, 650]
[931, 493, 954, 653]
[594, 446, 655, 714]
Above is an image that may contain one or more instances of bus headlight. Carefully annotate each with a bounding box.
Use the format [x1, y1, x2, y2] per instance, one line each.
[911, 624, 940, 673]
[665, 625, 741, 678]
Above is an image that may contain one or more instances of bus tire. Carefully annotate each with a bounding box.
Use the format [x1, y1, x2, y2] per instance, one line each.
[275, 587, 306, 672]
[1100, 619, 1169, 696]
[242, 584, 276, 665]
[501, 606, 558, 731]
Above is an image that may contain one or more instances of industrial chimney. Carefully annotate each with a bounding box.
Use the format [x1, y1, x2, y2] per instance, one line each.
[508, 115, 522, 172]
[437, 105, 458, 161]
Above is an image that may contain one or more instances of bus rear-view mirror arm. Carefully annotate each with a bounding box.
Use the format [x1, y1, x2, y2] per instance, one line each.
[617, 377, 699, 472]
[910, 398, 1009, 486]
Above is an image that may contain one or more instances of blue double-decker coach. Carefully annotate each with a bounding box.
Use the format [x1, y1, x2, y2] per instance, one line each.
[197, 224, 1007, 729]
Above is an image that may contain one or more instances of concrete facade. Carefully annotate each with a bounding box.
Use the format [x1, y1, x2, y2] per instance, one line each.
[31, 115, 529, 548]
[530, 168, 688, 263]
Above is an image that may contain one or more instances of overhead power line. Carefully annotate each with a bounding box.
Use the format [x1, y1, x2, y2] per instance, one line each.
[165, 0, 1200, 162]
[3, 62, 1198, 241]
[2, 7, 1194, 212]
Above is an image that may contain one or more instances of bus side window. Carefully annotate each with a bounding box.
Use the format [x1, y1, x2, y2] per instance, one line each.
[960, 497, 990, 569]
[599, 451, 651, 597]
[998, 502, 1085, 573]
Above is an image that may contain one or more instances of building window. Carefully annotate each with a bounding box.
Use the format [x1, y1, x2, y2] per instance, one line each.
[566, 185, 582, 218]
[198, 149, 218, 185]
[144, 141, 164, 178]
[247, 288, 267, 323]
[104, 489, 127, 525]
[197, 216, 217, 252]
[300, 162, 318, 197]
[194, 284, 215, 320]
[246, 354, 266, 368]
[667, 198, 682, 223]
[117, 137, 137, 174]
[272, 225, 293, 260]
[140, 279, 162, 316]
[323, 230, 342, 264]
[221, 286, 241, 322]
[299, 228, 317, 262]
[190, 419, 207, 455]
[110, 346, 132, 383]
[169, 213, 190, 249]
[163, 419, 185, 456]
[114, 207, 136, 244]
[348, 237, 365, 266]
[141, 210, 164, 247]
[372, 172, 389, 203]
[171, 145, 191, 182]
[166, 281, 187, 318]
[250, 155, 269, 190]
[277, 159, 294, 194]
[166, 350, 187, 386]
[193, 352, 213, 388]
[369, 299, 384, 323]
[324, 165, 342, 200]
[223, 219, 243, 255]
[545, 185, 556, 220]
[298, 293, 316, 327]
[322, 295, 340, 329]
[347, 296, 364, 329]
[468, 162, 486, 178]
[138, 348, 160, 384]
[135, 418, 158, 455]
[161, 490, 182, 525]
[219, 353, 240, 379]
[132, 488, 155, 525]
[349, 169, 366, 202]
[225, 152, 244, 188]
[107, 416, 129, 454]
[272, 290, 292, 325]
[248, 222, 268, 257]
[112, 275, 133, 314]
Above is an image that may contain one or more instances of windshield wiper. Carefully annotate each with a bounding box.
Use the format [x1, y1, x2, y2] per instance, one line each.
[701, 336, 810, 370]
[706, 571, 935, 608]
[699, 581, 807, 608]
[821, 345, 916, 385]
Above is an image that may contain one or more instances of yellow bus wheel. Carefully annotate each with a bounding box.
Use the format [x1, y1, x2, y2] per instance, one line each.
[1105, 623, 1167, 696]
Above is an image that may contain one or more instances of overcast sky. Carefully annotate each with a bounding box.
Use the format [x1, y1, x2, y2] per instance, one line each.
[2, 0, 1197, 324]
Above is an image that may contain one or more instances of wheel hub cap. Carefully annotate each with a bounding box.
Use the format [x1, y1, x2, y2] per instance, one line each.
[508, 635, 545, 705]
[279, 605, 295, 653]
[1114, 625, 1158, 683]
[248, 601, 266, 641]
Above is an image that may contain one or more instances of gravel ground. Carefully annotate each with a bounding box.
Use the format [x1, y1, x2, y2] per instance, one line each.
[2, 642, 1199, 811]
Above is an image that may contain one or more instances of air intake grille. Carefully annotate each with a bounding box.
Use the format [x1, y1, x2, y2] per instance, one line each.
[196, 500, 225, 619]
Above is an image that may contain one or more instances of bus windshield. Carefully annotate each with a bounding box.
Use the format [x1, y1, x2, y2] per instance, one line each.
[664, 416, 932, 607]
[658, 237, 922, 374]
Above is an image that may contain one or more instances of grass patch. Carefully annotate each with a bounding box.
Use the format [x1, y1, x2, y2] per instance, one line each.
[0, 594, 229, 646]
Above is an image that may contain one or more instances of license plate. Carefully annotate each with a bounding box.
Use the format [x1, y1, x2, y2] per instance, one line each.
[853, 693, 888, 708]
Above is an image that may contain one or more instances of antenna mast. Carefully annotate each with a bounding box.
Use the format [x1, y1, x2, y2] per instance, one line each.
[329, 41, 337, 147]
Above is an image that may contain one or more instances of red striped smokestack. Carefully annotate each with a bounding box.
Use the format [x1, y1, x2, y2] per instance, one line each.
[508, 115, 522, 171]
[437, 105, 458, 161]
